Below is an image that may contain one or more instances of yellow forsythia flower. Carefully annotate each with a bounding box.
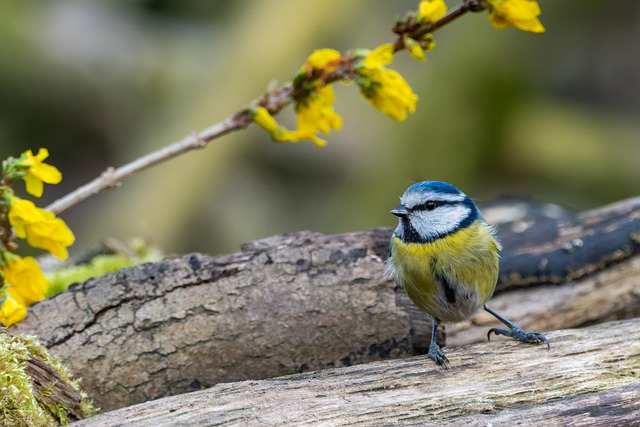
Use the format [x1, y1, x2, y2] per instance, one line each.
[304, 48, 341, 72]
[250, 106, 323, 146]
[487, 0, 545, 33]
[417, 0, 448, 23]
[252, 106, 281, 134]
[8, 198, 75, 260]
[0, 256, 48, 326]
[0, 294, 27, 326]
[357, 44, 418, 121]
[297, 85, 343, 140]
[295, 50, 344, 145]
[361, 68, 418, 121]
[2, 256, 48, 307]
[19, 148, 62, 198]
[360, 44, 394, 69]
[253, 48, 344, 146]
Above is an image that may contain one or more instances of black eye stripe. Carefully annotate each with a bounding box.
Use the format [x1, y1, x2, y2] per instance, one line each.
[412, 200, 456, 211]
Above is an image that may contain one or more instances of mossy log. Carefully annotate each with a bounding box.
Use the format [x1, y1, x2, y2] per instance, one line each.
[0, 328, 96, 426]
[11, 196, 640, 413]
[71, 318, 640, 426]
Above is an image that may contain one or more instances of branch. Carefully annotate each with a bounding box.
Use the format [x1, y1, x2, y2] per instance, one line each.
[45, 114, 249, 215]
[392, 0, 487, 51]
[45, 1, 482, 215]
[70, 317, 640, 426]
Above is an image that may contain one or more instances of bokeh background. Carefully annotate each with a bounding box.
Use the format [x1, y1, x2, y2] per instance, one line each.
[1, 1, 639, 257]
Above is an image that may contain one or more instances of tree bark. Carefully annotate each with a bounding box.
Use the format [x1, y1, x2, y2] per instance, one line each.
[70, 318, 640, 427]
[13, 230, 411, 412]
[10, 197, 640, 412]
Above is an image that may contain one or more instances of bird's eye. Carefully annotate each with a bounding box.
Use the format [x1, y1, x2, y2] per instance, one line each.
[425, 201, 437, 211]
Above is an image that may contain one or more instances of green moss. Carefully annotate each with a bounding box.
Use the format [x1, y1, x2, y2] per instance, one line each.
[45, 239, 162, 297]
[0, 332, 97, 426]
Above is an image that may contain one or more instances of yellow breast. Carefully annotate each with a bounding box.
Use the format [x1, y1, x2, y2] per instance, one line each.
[390, 221, 501, 322]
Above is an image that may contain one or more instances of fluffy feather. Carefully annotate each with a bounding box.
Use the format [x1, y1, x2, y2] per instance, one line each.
[388, 181, 501, 322]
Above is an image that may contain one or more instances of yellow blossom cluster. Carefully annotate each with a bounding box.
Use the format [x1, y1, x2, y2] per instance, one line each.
[487, 0, 545, 33]
[252, 49, 343, 147]
[252, 45, 419, 145]
[0, 148, 74, 326]
[356, 44, 418, 121]
[251, 0, 543, 146]
[1, 256, 48, 326]
[9, 197, 75, 260]
[404, 0, 448, 62]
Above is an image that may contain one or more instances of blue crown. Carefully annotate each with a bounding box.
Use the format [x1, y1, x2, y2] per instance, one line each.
[406, 181, 462, 196]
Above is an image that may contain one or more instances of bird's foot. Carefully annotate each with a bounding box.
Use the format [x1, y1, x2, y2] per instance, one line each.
[488, 326, 550, 349]
[427, 342, 450, 368]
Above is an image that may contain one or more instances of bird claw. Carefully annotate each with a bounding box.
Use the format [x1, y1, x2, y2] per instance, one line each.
[488, 326, 550, 350]
[427, 343, 450, 368]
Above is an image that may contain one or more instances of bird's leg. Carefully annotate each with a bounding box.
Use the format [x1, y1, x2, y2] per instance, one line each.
[484, 305, 550, 349]
[427, 317, 450, 367]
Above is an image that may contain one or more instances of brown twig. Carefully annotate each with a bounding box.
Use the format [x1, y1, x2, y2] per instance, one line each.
[392, 0, 487, 51]
[46, 114, 250, 215]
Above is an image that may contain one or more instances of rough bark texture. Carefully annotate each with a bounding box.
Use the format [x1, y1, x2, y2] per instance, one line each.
[10, 197, 640, 413]
[70, 318, 640, 426]
[13, 230, 410, 412]
[484, 195, 640, 289]
[26, 357, 86, 422]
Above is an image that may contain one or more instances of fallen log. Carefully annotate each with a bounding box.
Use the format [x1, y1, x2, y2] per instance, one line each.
[0, 328, 96, 425]
[10, 197, 640, 412]
[70, 318, 640, 426]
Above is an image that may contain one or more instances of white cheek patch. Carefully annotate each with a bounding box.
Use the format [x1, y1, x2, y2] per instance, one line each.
[410, 204, 471, 240]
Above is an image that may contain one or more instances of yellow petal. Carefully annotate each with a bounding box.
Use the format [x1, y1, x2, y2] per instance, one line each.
[418, 0, 448, 23]
[25, 218, 75, 260]
[251, 106, 281, 134]
[488, 13, 510, 29]
[296, 86, 343, 135]
[272, 129, 299, 143]
[306, 49, 341, 70]
[309, 135, 328, 147]
[359, 68, 418, 121]
[20, 148, 62, 197]
[8, 197, 52, 238]
[30, 161, 62, 184]
[405, 38, 426, 62]
[24, 174, 45, 198]
[488, 0, 545, 33]
[2, 256, 48, 307]
[0, 295, 27, 326]
[360, 44, 395, 68]
[8, 197, 75, 260]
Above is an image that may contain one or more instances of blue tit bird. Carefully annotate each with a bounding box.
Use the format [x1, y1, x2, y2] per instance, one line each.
[386, 181, 549, 366]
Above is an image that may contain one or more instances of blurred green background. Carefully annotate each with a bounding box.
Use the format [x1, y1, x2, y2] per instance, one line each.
[1, 1, 639, 256]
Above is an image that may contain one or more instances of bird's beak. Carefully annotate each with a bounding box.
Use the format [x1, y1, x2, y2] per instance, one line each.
[391, 204, 410, 218]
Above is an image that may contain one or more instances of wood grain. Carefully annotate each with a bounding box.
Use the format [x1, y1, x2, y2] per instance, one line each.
[71, 318, 640, 426]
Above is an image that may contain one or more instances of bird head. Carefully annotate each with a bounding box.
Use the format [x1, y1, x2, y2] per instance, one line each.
[391, 181, 480, 243]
